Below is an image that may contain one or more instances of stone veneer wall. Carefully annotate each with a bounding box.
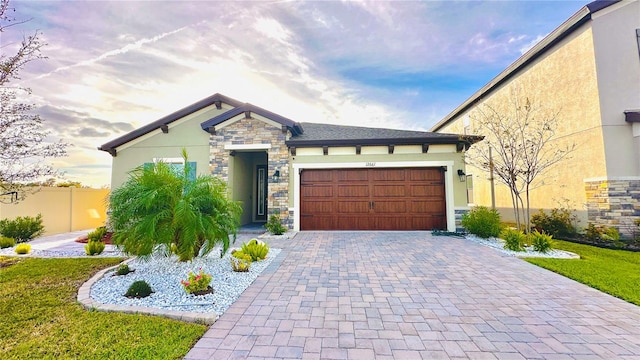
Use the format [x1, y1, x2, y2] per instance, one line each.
[585, 179, 640, 237]
[454, 209, 469, 233]
[209, 118, 292, 228]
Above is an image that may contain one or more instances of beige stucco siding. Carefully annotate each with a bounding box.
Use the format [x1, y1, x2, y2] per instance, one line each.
[438, 22, 605, 225]
[591, 0, 640, 176]
[110, 104, 228, 189]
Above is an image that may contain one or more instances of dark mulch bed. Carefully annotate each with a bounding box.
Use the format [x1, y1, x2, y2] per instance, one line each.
[75, 232, 113, 245]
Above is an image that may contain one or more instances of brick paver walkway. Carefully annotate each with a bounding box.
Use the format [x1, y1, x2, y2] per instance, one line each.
[185, 232, 640, 359]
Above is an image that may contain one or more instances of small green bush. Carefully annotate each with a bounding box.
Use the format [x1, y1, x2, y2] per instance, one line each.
[530, 230, 553, 253]
[0, 236, 16, 249]
[85, 241, 106, 256]
[0, 214, 45, 243]
[265, 213, 287, 235]
[88, 226, 108, 242]
[230, 257, 251, 272]
[241, 239, 269, 261]
[530, 208, 577, 238]
[116, 263, 132, 276]
[125, 280, 153, 298]
[501, 228, 525, 251]
[231, 249, 253, 263]
[461, 206, 502, 238]
[180, 269, 212, 294]
[15, 243, 31, 255]
[585, 223, 621, 242]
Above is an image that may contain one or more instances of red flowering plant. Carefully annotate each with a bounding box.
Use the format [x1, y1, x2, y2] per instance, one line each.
[180, 268, 212, 294]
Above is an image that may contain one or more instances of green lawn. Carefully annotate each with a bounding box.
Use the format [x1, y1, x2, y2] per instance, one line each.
[0, 257, 207, 360]
[526, 240, 640, 306]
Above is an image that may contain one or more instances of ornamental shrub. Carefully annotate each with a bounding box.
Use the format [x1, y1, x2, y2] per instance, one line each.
[530, 230, 553, 253]
[585, 223, 621, 242]
[231, 249, 253, 263]
[241, 239, 269, 261]
[85, 240, 106, 256]
[116, 263, 133, 276]
[530, 208, 577, 238]
[125, 280, 153, 298]
[88, 226, 108, 242]
[230, 257, 251, 272]
[501, 228, 525, 251]
[180, 268, 212, 294]
[0, 236, 15, 249]
[0, 214, 45, 243]
[15, 243, 31, 254]
[265, 213, 287, 235]
[461, 206, 502, 238]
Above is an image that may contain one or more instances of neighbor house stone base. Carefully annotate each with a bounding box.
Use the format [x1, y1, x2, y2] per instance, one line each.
[585, 178, 640, 237]
[454, 208, 469, 233]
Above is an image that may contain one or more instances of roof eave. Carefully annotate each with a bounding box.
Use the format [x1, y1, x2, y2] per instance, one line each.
[286, 135, 483, 147]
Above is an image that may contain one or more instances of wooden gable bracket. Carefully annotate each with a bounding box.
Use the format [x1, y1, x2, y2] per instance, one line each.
[160, 124, 169, 134]
[214, 100, 222, 110]
[388, 144, 395, 154]
[456, 143, 465, 152]
[290, 147, 297, 156]
[207, 126, 216, 135]
[107, 148, 117, 157]
[244, 111, 252, 119]
[323, 146, 329, 155]
[422, 144, 429, 153]
[355, 145, 361, 155]
[282, 125, 288, 134]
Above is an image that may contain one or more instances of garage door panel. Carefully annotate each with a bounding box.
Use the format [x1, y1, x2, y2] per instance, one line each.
[338, 201, 370, 213]
[338, 185, 369, 197]
[300, 168, 446, 230]
[373, 185, 406, 197]
[338, 169, 368, 181]
[411, 185, 444, 197]
[373, 201, 406, 213]
[372, 169, 405, 181]
[302, 185, 333, 197]
[301, 200, 334, 214]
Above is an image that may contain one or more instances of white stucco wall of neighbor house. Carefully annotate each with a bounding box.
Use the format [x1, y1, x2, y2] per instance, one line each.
[591, 0, 640, 177]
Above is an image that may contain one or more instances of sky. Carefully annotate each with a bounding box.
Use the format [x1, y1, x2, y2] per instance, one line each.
[4, 0, 588, 188]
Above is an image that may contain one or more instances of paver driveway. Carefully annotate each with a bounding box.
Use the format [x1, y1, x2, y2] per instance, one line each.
[185, 232, 640, 359]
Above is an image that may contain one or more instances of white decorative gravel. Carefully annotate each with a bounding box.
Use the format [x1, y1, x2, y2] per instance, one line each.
[90, 247, 281, 315]
[464, 234, 579, 259]
[0, 245, 125, 258]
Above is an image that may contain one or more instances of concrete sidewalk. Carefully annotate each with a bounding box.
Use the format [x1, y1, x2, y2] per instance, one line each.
[186, 231, 640, 359]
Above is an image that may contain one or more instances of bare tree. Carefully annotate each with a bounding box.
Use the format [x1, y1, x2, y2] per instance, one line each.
[0, 0, 67, 203]
[467, 88, 575, 232]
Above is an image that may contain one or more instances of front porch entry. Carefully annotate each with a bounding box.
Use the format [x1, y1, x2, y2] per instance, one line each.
[229, 151, 268, 226]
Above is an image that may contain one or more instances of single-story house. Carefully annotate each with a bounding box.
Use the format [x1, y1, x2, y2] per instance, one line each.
[430, 0, 640, 234]
[99, 93, 482, 231]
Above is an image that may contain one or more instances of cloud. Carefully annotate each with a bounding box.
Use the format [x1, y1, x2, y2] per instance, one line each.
[520, 34, 547, 54]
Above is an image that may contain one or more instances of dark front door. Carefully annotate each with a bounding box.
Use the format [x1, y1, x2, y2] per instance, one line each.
[256, 165, 267, 221]
[300, 168, 446, 230]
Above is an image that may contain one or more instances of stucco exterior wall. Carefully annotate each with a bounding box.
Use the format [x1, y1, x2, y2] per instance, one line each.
[438, 22, 605, 227]
[109, 104, 228, 189]
[0, 187, 109, 236]
[591, 0, 640, 176]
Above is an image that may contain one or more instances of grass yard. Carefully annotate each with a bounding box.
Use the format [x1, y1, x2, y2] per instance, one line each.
[526, 240, 640, 306]
[0, 256, 207, 360]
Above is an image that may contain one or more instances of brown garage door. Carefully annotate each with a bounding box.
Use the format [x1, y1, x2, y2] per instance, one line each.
[300, 168, 446, 230]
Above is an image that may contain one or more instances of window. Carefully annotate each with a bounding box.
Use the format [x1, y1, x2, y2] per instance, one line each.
[145, 158, 197, 181]
[466, 174, 474, 205]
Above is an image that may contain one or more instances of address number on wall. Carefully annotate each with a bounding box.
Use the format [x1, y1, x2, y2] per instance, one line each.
[365, 162, 376, 167]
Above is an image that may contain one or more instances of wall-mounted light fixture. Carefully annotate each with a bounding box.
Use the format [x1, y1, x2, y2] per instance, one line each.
[457, 169, 466, 182]
[273, 167, 280, 181]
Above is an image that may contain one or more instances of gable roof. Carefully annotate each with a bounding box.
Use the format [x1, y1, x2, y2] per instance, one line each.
[286, 122, 483, 148]
[200, 103, 304, 136]
[98, 93, 243, 156]
[430, 0, 621, 132]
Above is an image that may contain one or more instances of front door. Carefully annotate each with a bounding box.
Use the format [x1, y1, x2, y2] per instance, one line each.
[255, 165, 267, 222]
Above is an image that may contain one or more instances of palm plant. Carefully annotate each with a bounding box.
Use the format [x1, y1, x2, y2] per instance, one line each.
[109, 149, 241, 261]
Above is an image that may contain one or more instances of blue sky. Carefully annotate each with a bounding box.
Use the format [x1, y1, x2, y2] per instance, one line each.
[6, 0, 587, 187]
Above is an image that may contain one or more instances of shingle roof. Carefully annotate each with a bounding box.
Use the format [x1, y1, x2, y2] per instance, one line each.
[98, 93, 243, 156]
[287, 122, 483, 147]
[200, 103, 303, 135]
